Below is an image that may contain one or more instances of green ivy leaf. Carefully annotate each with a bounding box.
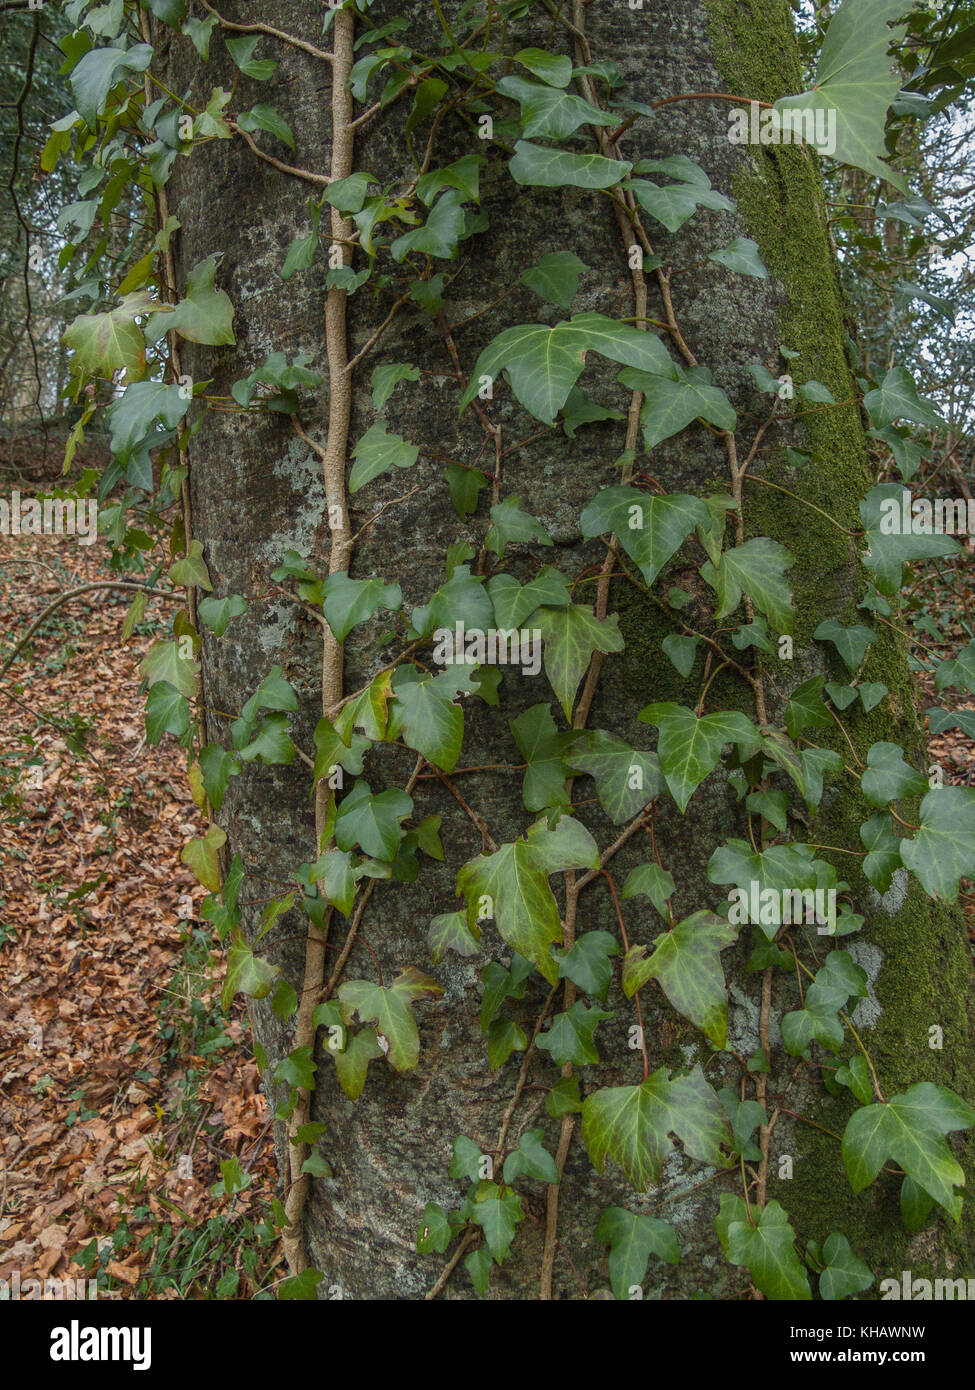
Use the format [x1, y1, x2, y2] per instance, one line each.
[388, 669, 464, 772]
[69, 42, 153, 130]
[535, 604, 624, 720]
[861, 742, 928, 807]
[181, 824, 227, 894]
[333, 1026, 384, 1100]
[620, 364, 737, 448]
[198, 593, 247, 637]
[596, 1206, 680, 1301]
[813, 619, 876, 672]
[701, 537, 794, 633]
[661, 634, 699, 678]
[537, 1001, 614, 1065]
[863, 366, 947, 430]
[628, 177, 733, 233]
[497, 75, 614, 139]
[337, 968, 442, 1072]
[563, 730, 661, 824]
[579, 486, 710, 588]
[145, 681, 189, 745]
[146, 255, 235, 346]
[842, 1082, 975, 1220]
[488, 567, 571, 630]
[483, 496, 552, 558]
[509, 140, 631, 189]
[349, 421, 419, 493]
[334, 781, 414, 861]
[900, 787, 975, 903]
[622, 911, 736, 1048]
[707, 237, 769, 278]
[502, 1128, 559, 1184]
[621, 862, 675, 918]
[139, 639, 199, 699]
[509, 703, 577, 813]
[428, 909, 480, 963]
[470, 1188, 524, 1263]
[486, 1018, 527, 1069]
[63, 290, 155, 381]
[726, 1200, 811, 1300]
[456, 816, 599, 983]
[520, 250, 588, 309]
[639, 704, 760, 813]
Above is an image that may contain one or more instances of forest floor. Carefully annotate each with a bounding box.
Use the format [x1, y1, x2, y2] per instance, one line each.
[0, 488, 973, 1300]
[0, 526, 284, 1300]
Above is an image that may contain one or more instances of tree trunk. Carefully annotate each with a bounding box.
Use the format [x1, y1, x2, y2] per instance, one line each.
[164, 0, 975, 1299]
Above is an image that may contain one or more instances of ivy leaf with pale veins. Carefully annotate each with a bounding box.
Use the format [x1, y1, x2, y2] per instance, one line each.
[842, 1082, 975, 1220]
[860, 813, 901, 893]
[333, 1027, 384, 1100]
[333, 780, 414, 862]
[536, 1004, 608, 1074]
[622, 911, 736, 1048]
[622, 862, 675, 918]
[639, 704, 760, 813]
[860, 742, 928, 807]
[813, 619, 876, 673]
[863, 365, 948, 430]
[459, 313, 671, 425]
[773, 0, 909, 190]
[619, 364, 737, 449]
[817, 1232, 874, 1301]
[900, 787, 975, 903]
[707, 237, 769, 278]
[553, 931, 620, 1001]
[596, 1206, 680, 1301]
[337, 968, 442, 1072]
[701, 537, 795, 633]
[509, 703, 577, 813]
[146, 255, 235, 346]
[579, 486, 709, 588]
[502, 1128, 559, 1184]
[63, 290, 156, 381]
[509, 141, 631, 190]
[455, 815, 599, 983]
[318, 572, 402, 643]
[496, 75, 615, 139]
[427, 909, 480, 963]
[534, 604, 624, 721]
[388, 668, 464, 772]
[483, 496, 552, 558]
[563, 730, 661, 824]
[488, 566, 571, 630]
[581, 1065, 733, 1190]
[860, 484, 961, 595]
[726, 1200, 811, 1300]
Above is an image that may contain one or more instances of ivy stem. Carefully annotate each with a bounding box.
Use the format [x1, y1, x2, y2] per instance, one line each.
[742, 473, 861, 536]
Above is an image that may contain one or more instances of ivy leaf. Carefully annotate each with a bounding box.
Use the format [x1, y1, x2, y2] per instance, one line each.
[334, 781, 414, 861]
[509, 703, 577, 813]
[535, 604, 624, 720]
[226, 34, 277, 80]
[470, 1188, 524, 1263]
[934, 639, 975, 694]
[413, 564, 493, 638]
[536, 1002, 611, 1066]
[554, 931, 620, 1000]
[842, 1082, 975, 1220]
[861, 742, 927, 807]
[389, 670, 464, 772]
[579, 486, 709, 588]
[628, 176, 734, 234]
[237, 712, 295, 766]
[106, 380, 189, 466]
[813, 619, 876, 672]
[707, 237, 769, 278]
[708, 840, 817, 938]
[460, 314, 671, 425]
[596, 1206, 680, 1301]
[333, 1027, 383, 1100]
[900, 787, 975, 903]
[746, 789, 789, 833]
[169, 539, 213, 592]
[349, 421, 419, 493]
[146, 255, 235, 346]
[520, 251, 588, 309]
[818, 1232, 874, 1301]
[547, 1075, 583, 1118]
[620, 364, 737, 448]
[222, 935, 277, 1009]
[391, 189, 467, 262]
[825, 682, 858, 710]
[415, 153, 484, 205]
[639, 704, 760, 813]
[309, 848, 358, 917]
[337, 968, 442, 1072]
[237, 103, 294, 149]
[701, 537, 794, 633]
[835, 1054, 873, 1107]
[456, 816, 599, 984]
[479, 956, 533, 1034]
[860, 484, 961, 595]
[773, 0, 908, 189]
[69, 42, 153, 130]
[486, 1018, 527, 1070]
[465, 1247, 492, 1295]
[863, 366, 947, 430]
[427, 909, 480, 963]
[63, 290, 155, 380]
[564, 730, 661, 824]
[318, 572, 402, 643]
[496, 75, 614, 139]
[502, 1129, 559, 1184]
[198, 742, 239, 813]
[560, 387, 625, 438]
[371, 362, 419, 411]
[798, 747, 842, 813]
[488, 567, 571, 630]
[483, 496, 552, 558]
[661, 634, 699, 678]
[582, 1065, 733, 1190]
[726, 1200, 811, 1300]
[901, 1176, 935, 1233]
[514, 47, 572, 87]
[181, 824, 227, 894]
[198, 593, 247, 637]
[622, 912, 736, 1048]
[858, 682, 888, 713]
[622, 863, 675, 918]
[417, 1202, 453, 1255]
[139, 639, 199, 699]
[312, 716, 369, 785]
[145, 681, 189, 745]
[509, 141, 631, 189]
